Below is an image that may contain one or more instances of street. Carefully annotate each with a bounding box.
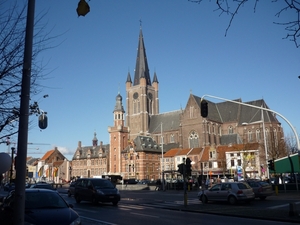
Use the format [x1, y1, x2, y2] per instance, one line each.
[59, 188, 300, 225]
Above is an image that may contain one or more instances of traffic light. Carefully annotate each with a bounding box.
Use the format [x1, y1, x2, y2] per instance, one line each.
[38, 113, 48, 129]
[77, 0, 90, 17]
[268, 159, 275, 171]
[177, 163, 184, 175]
[201, 99, 208, 118]
[185, 157, 192, 176]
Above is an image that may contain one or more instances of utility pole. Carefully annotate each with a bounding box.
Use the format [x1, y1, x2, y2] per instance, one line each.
[14, 1, 35, 224]
[183, 158, 187, 206]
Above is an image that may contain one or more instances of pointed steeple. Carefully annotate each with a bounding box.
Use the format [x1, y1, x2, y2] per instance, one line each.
[133, 28, 151, 86]
[126, 71, 132, 83]
[152, 72, 158, 83]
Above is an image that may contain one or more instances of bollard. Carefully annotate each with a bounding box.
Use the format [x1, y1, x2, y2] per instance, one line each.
[289, 203, 297, 217]
[275, 185, 278, 195]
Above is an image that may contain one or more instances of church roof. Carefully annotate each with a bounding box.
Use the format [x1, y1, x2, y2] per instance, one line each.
[133, 28, 151, 86]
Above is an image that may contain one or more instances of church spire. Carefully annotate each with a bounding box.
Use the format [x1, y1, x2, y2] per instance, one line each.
[133, 28, 151, 86]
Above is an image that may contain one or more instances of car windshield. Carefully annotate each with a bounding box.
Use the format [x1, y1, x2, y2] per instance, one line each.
[92, 179, 114, 189]
[259, 181, 270, 187]
[25, 192, 68, 209]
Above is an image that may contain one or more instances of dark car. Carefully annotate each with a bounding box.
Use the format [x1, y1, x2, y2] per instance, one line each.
[245, 180, 274, 200]
[68, 182, 76, 197]
[0, 188, 81, 225]
[123, 179, 138, 184]
[30, 183, 56, 190]
[3, 183, 15, 192]
[74, 178, 120, 205]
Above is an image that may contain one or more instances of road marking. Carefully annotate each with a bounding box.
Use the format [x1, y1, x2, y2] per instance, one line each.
[268, 201, 300, 209]
[130, 212, 159, 218]
[80, 216, 118, 225]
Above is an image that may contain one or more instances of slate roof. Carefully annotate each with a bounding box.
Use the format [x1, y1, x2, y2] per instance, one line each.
[192, 94, 279, 125]
[148, 110, 182, 133]
[72, 144, 110, 160]
[122, 136, 179, 155]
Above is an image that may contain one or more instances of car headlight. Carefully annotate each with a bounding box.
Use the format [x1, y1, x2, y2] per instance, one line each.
[70, 217, 81, 225]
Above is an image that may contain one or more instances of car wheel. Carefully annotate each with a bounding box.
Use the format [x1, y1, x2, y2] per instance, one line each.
[201, 195, 208, 204]
[259, 196, 266, 200]
[112, 201, 118, 206]
[75, 195, 81, 203]
[228, 196, 237, 205]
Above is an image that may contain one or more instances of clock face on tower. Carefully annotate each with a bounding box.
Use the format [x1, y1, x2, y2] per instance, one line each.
[133, 92, 138, 99]
[148, 92, 153, 100]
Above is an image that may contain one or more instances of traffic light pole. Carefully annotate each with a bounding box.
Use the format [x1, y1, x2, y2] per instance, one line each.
[183, 160, 187, 207]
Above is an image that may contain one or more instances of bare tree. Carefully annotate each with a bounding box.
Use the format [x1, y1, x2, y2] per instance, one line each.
[0, 1, 56, 142]
[189, 0, 300, 47]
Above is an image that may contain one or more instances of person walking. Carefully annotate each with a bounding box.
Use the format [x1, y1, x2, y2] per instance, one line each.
[155, 179, 161, 191]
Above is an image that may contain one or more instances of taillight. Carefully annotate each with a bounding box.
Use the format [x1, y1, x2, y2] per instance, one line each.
[237, 190, 243, 194]
[258, 187, 263, 193]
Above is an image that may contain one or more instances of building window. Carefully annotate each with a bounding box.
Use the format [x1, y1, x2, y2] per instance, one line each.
[189, 130, 199, 148]
[228, 126, 233, 134]
[209, 150, 216, 159]
[248, 130, 253, 142]
[190, 106, 194, 118]
[231, 159, 234, 167]
[256, 129, 261, 141]
[170, 134, 174, 143]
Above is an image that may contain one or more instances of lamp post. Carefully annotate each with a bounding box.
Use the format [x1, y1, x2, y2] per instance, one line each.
[160, 123, 165, 191]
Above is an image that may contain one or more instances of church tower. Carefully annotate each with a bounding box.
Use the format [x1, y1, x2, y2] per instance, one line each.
[108, 93, 129, 175]
[126, 27, 159, 140]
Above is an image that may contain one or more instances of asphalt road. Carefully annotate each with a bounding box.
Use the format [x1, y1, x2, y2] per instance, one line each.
[1, 186, 300, 224]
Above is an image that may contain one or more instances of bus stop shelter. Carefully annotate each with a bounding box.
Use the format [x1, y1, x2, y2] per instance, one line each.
[273, 153, 300, 173]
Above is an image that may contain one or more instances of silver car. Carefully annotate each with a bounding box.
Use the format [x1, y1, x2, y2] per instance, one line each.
[198, 182, 255, 205]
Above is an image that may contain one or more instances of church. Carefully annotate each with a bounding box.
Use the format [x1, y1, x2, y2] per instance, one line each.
[71, 27, 283, 181]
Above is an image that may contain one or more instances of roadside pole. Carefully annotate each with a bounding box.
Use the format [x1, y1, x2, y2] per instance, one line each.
[183, 158, 187, 206]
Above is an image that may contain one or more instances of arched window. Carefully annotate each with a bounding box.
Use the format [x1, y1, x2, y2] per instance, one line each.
[248, 130, 253, 142]
[189, 131, 199, 148]
[228, 126, 233, 134]
[170, 134, 175, 143]
[256, 129, 261, 141]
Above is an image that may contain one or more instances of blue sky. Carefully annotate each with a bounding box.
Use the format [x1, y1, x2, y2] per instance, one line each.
[1, 0, 299, 160]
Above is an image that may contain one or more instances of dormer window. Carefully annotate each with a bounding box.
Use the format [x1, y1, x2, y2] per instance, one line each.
[209, 150, 216, 159]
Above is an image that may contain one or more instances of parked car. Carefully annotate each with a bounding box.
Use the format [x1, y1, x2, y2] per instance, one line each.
[30, 183, 56, 190]
[198, 182, 255, 205]
[0, 188, 81, 225]
[68, 181, 76, 197]
[123, 179, 138, 184]
[244, 180, 274, 200]
[74, 178, 120, 205]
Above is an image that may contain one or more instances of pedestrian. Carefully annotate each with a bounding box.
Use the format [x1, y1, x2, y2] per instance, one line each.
[205, 178, 210, 189]
[155, 179, 161, 191]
